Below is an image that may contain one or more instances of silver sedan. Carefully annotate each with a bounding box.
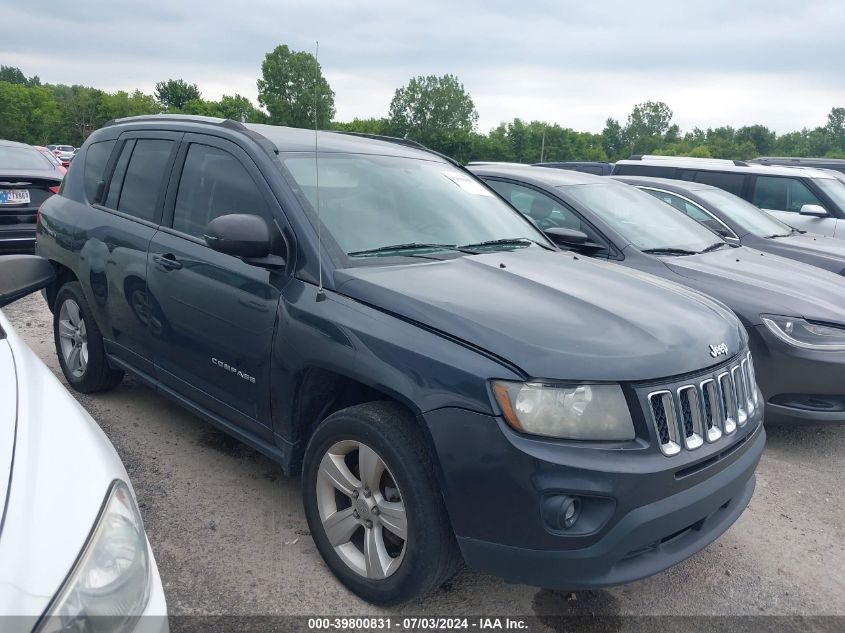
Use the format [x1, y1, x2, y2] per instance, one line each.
[0, 255, 168, 633]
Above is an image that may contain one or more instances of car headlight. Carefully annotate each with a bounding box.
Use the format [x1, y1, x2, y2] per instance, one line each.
[492, 381, 635, 440]
[38, 481, 151, 633]
[762, 315, 845, 351]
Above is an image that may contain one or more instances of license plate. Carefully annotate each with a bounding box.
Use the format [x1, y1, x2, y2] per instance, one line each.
[0, 190, 30, 205]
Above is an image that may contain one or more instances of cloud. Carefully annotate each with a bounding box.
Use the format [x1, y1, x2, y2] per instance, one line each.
[2, 0, 843, 132]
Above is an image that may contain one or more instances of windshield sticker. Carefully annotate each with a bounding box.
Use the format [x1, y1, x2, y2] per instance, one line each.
[443, 172, 493, 196]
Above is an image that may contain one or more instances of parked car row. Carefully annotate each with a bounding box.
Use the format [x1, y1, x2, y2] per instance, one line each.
[45, 144, 78, 167]
[2, 114, 843, 621]
[0, 140, 64, 254]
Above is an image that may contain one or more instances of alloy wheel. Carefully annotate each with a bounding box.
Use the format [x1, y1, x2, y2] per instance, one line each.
[315, 440, 408, 579]
[58, 298, 89, 378]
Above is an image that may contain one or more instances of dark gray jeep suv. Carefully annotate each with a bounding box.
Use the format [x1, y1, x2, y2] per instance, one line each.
[36, 115, 763, 604]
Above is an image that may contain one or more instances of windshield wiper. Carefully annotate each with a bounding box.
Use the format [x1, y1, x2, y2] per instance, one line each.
[458, 237, 552, 251]
[641, 247, 700, 256]
[347, 243, 469, 257]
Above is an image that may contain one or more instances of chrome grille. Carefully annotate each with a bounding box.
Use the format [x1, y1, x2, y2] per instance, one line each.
[647, 352, 759, 456]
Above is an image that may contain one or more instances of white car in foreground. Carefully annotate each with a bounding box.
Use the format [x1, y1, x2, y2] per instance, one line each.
[0, 255, 167, 632]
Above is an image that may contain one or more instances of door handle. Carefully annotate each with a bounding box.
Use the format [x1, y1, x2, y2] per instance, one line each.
[152, 253, 183, 271]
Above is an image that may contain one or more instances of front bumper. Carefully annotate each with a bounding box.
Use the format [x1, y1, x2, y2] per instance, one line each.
[423, 404, 764, 590]
[749, 324, 845, 425]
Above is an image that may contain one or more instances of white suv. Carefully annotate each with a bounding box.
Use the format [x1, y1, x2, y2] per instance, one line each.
[613, 155, 845, 238]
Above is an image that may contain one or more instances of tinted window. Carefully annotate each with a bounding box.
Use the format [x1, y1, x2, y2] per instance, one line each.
[692, 171, 745, 196]
[83, 140, 116, 202]
[172, 144, 267, 238]
[0, 146, 54, 170]
[104, 141, 133, 209]
[752, 176, 823, 213]
[612, 164, 676, 177]
[115, 139, 174, 222]
[642, 189, 712, 221]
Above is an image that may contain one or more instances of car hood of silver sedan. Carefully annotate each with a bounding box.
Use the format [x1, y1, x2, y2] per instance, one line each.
[0, 310, 131, 618]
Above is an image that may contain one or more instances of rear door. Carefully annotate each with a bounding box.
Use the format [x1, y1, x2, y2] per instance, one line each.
[85, 131, 181, 377]
[147, 133, 285, 439]
[750, 174, 839, 236]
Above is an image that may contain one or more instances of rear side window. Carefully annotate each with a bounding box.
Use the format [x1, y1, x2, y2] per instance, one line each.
[612, 164, 676, 177]
[691, 171, 745, 196]
[172, 144, 267, 238]
[643, 189, 712, 221]
[107, 139, 175, 222]
[752, 176, 823, 213]
[83, 140, 116, 202]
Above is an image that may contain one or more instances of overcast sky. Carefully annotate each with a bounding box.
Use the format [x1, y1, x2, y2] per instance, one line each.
[4, 0, 844, 133]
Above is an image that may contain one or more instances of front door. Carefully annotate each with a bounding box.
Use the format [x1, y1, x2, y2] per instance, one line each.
[751, 175, 840, 237]
[147, 135, 287, 439]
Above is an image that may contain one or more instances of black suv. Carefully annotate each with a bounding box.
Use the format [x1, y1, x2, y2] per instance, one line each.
[36, 115, 764, 604]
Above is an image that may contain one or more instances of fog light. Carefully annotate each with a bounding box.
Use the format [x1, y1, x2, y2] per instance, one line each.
[542, 495, 582, 530]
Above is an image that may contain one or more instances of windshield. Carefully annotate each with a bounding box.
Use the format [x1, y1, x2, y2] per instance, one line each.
[815, 177, 845, 211]
[562, 182, 722, 253]
[695, 188, 793, 237]
[0, 146, 54, 170]
[280, 153, 549, 258]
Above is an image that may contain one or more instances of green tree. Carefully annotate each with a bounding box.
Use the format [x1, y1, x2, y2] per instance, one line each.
[155, 79, 201, 110]
[0, 65, 27, 85]
[736, 124, 776, 156]
[0, 82, 61, 144]
[387, 74, 478, 145]
[601, 118, 626, 160]
[624, 101, 675, 154]
[331, 117, 390, 136]
[257, 44, 335, 128]
[98, 89, 159, 122]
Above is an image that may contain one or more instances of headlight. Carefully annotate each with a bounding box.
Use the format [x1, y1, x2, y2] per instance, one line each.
[38, 481, 151, 633]
[762, 315, 845, 351]
[492, 381, 635, 440]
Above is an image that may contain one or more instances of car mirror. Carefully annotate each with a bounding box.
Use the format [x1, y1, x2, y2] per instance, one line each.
[800, 204, 828, 218]
[204, 214, 286, 269]
[545, 227, 589, 245]
[0, 255, 55, 308]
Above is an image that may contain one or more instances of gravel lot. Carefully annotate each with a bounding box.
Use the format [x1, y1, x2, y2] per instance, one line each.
[5, 292, 845, 630]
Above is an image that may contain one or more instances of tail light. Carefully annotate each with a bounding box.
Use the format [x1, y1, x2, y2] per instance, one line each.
[49, 185, 60, 194]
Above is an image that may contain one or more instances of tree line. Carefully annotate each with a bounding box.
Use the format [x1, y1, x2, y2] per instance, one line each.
[2, 45, 845, 165]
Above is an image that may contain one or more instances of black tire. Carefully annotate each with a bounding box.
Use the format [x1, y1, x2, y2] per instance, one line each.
[302, 401, 459, 605]
[53, 281, 124, 393]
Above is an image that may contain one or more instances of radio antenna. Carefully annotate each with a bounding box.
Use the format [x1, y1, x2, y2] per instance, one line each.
[314, 40, 326, 301]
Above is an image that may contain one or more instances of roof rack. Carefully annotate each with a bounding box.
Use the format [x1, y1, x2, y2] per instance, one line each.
[103, 114, 248, 130]
[336, 131, 428, 150]
[626, 155, 750, 168]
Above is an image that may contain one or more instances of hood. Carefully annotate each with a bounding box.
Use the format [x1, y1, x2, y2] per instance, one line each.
[0, 310, 132, 617]
[0, 340, 15, 532]
[335, 248, 744, 382]
[663, 246, 845, 326]
[759, 234, 845, 273]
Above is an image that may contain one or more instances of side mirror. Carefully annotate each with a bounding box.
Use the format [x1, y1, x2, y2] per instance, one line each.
[800, 204, 828, 218]
[545, 227, 589, 246]
[204, 214, 286, 269]
[0, 255, 55, 308]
